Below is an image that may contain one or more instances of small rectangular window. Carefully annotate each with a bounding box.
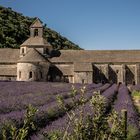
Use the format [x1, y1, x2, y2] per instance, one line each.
[19, 71, 21, 79]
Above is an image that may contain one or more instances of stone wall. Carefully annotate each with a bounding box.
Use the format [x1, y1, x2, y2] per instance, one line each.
[135, 64, 140, 84]
[93, 64, 109, 83]
[39, 61, 50, 81]
[0, 76, 16, 81]
[0, 64, 17, 68]
[74, 72, 92, 83]
[109, 64, 124, 83]
[0, 60, 140, 84]
[125, 65, 135, 84]
[93, 63, 140, 84]
[47, 63, 74, 83]
[0, 64, 17, 81]
[17, 62, 49, 81]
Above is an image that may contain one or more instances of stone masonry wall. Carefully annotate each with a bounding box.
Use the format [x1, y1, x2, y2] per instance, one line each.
[74, 72, 92, 83]
[17, 62, 49, 81]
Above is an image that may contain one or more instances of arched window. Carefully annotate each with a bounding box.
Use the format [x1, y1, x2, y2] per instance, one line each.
[22, 48, 24, 54]
[34, 29, 38, 36]
[116, 69, 119, 74]
[29, 71, 32, 79]
[19, 71, 21, 79]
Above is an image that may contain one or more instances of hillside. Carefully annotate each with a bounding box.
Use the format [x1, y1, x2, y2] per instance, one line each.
[0, 6, 82, 50]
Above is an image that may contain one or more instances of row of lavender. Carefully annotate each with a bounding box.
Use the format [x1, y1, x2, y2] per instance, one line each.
[31, 84, 118, 140]
[0, 82, 139, 139]
[0, 82, 80, 114]
[114, 84, 140, 130]
[0, 82, 103, 114]
[30, 84, 140, 139]
[1, 82, 103, 114]
[0, 82, 73, 110]
[0, 82, 104, 131]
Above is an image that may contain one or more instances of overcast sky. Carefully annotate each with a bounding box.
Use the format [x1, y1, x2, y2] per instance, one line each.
[1, 0, 140, 50]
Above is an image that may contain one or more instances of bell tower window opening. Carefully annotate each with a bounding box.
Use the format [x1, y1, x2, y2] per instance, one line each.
[29, 71, 33, 79]
[34, 29, 38, 37]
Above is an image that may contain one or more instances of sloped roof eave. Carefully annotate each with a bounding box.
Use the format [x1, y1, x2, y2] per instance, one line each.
[0, 49, 19, 63]
[50, 50, 140, 63]
[20, 37, 51, 47]
[18, 48, 49, 63]
[30, 18, 43, 28]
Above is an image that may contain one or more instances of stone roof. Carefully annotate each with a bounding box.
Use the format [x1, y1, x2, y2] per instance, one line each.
[20, 37, 51, 47]
[74, 62, 93, 72]
[50, 50, 140, 63]
[0, 67, 17, 76]
[0, 49, 19, 63]
[30, 18, 43, 28]
[18, 48, 48, 63]
[2, 49, 140, 64]
[56, 65, 74, 75]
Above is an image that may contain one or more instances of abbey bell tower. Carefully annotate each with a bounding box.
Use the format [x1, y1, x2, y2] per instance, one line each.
[30, 18, 43, 37]
[20, 18, 52, 57]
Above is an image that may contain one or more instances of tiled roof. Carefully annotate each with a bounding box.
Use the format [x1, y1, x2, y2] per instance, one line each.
[74, 62, 93, 71]
[20, 37, 51, 47]
[1, 49, 140, 64]
[50, 50, 140, 63]
[56, 65, 74, 75]
[30, 18, 43, 28]
[18, 48, 48, 63]
[0, 49, 19, 63]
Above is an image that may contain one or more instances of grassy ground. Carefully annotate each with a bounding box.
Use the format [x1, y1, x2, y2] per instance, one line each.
[131, 91, 140, 112]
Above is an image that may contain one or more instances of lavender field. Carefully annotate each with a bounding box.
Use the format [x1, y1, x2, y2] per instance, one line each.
[0, 82, 140, 140]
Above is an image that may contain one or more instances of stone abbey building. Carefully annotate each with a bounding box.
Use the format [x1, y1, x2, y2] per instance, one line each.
[0, 19, 140, 85]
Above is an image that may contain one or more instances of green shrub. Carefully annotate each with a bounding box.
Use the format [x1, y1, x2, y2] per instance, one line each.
[1, 104, 38, 140]
[44, 88, 128, 140]
[132, 91, 140, 97]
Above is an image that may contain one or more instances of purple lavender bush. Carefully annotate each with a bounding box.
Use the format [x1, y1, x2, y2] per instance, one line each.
[113, 84, 140, 138]
[0, 83, 105, 131]
[31, 86, 127, 140]
[30, 84, 120, 140]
